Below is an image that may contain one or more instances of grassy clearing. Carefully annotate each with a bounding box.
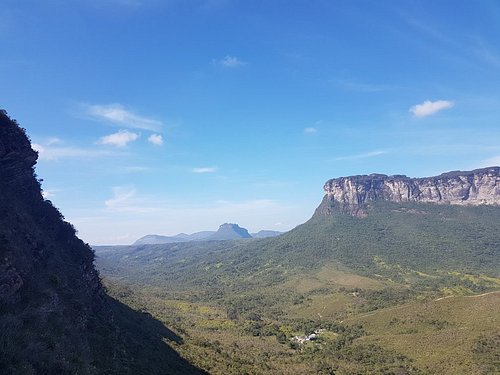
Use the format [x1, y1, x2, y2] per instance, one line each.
[347, 291, 500, 374]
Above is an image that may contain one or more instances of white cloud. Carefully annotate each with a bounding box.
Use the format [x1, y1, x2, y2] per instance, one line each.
[84, 103, 163, 131]
[148, 133, 163, 145]
[410, 100, 455, 118]
[304, 127, 317, 134]
[192, 167, 217, 173]
[104, 186, 159, 213]
[215, 55, 247, 68]
[98, 130, 139, 147]
[333, 150, 388, 161]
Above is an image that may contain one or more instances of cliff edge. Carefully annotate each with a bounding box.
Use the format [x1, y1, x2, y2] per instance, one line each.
[315, 167, 500, 216]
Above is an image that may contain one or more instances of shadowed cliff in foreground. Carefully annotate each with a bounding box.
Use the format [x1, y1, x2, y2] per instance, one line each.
[0, 110, 204, 374]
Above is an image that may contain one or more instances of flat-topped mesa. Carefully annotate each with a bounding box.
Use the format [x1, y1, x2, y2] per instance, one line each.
[315, 167, 500, 216]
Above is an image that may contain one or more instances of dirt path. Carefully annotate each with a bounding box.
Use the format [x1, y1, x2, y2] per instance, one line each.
[353, 303, 413, 320]
[350, 290, 500, 321]
[434, 290, 500, 302]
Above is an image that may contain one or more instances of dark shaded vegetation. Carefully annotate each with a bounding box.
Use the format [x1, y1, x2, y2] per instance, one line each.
[104, 297, 205, 375]
[0, 110, 204, 374]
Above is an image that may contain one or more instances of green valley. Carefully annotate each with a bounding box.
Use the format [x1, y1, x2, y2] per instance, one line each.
[95, 200, 500, 374]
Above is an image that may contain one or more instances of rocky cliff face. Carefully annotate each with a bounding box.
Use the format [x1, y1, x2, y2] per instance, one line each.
[316, 167, 500, 216]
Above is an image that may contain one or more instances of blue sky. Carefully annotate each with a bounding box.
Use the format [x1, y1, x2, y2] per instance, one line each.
[1, 0, 499, 244]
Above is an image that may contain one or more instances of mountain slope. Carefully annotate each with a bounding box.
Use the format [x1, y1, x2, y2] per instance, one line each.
[97, 201, 500, 291]
[95, 168, 500, 374]
[0, 110, 203, 374]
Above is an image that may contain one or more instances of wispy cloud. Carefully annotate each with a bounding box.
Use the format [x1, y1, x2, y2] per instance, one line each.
[336, 79, 395, 93]
[105, 186, 136, 211]
[98, 130, 139, 147]
[105, 186, 159, 213]
[333, 150, 389, 161]
[32, 142, 119, 161]
[72, 188, 307, 244]
[471, 39, 500, 69]
[122, 166, 149, 173]
[402, 14, 500, 70]
[192, 167, 217, 173]
[409, 100, 454, 118]
[214, 199, 278, 211]
[214, 55, 247, 68]
[103, 186, 279, 218]
[148, 133, 163, 145]
[304, 127, 317, 134]
[46, 137, 62, 146]
[83, 103, 163, 131]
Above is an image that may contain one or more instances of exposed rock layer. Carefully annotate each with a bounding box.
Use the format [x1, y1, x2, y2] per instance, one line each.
[316, 167, 500, 216]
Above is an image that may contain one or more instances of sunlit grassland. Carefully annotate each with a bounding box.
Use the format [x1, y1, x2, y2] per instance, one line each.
[346, 291, 500, 375]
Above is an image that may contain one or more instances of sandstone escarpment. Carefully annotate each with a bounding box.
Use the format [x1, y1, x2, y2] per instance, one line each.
[316, 167, 500, 216]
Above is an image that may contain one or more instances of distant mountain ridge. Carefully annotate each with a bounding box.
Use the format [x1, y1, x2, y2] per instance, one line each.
[316, 167, 500, 216]
[133, 223, 282, 245]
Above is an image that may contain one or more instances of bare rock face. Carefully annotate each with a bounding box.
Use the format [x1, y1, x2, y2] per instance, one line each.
[316, 167, 500, 216]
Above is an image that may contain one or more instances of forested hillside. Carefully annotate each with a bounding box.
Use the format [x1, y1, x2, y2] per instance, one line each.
[96, 198, 500, 374]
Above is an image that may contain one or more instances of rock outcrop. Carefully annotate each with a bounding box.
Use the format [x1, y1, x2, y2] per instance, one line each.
[208, 223, 252, 240]
[316, 167, 500, 216]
